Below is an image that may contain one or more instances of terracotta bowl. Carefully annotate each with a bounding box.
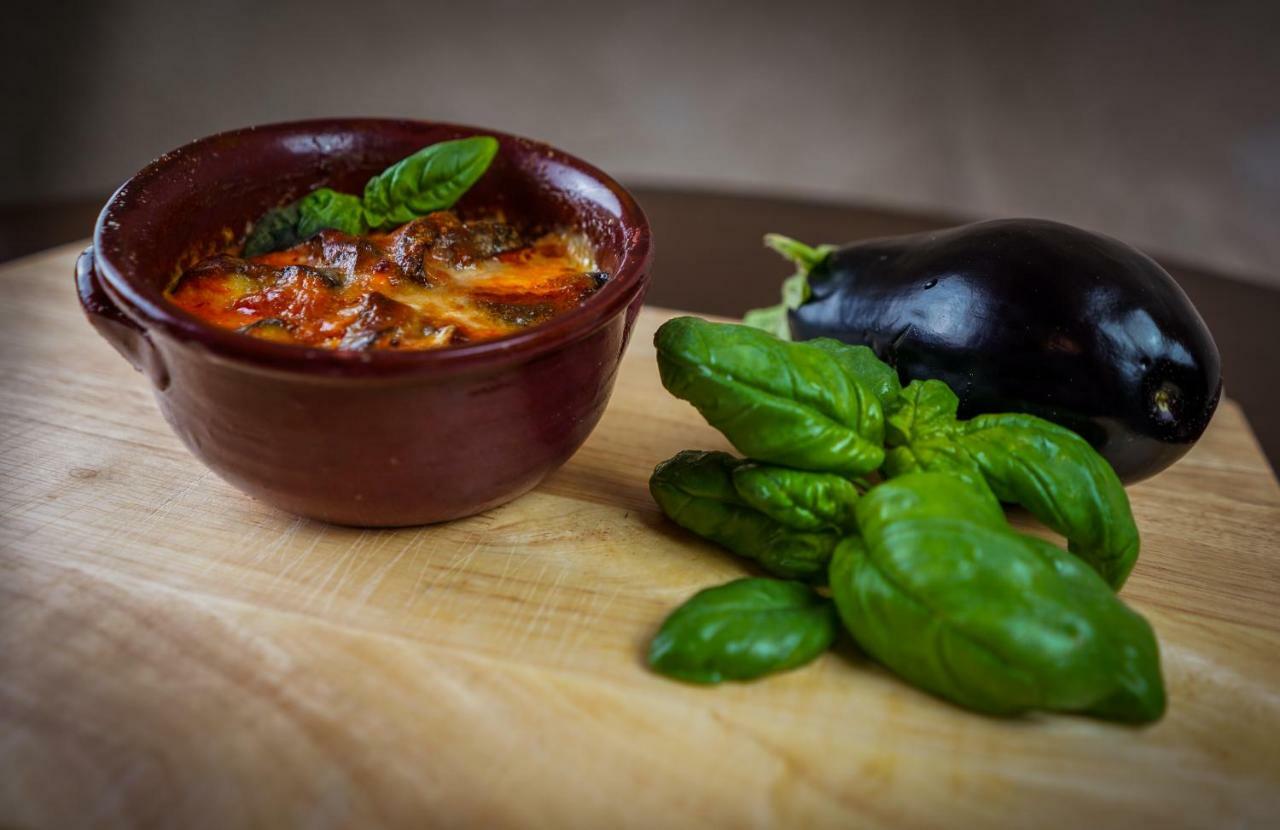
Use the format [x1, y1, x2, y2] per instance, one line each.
[77, 119, 652, 526]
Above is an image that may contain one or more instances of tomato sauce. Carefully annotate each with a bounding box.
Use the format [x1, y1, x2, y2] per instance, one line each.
[166, 211, 604, 350]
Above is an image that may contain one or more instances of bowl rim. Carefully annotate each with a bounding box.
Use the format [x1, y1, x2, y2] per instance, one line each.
[92, 117, 652, 379]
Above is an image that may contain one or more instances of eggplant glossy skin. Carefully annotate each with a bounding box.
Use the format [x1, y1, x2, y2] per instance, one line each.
[789, 219, 1221, 482]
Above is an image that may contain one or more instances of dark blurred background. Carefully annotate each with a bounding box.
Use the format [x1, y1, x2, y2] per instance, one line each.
[5, 0, 1280, 281]
[3, 0, 1278, 462]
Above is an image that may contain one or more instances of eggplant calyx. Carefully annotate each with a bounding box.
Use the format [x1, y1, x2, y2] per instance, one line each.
[742, 234, 835, 340]
[741, 303, 791, 339]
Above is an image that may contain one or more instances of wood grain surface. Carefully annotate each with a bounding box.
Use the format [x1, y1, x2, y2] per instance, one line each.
[2, 243, 1279, 829]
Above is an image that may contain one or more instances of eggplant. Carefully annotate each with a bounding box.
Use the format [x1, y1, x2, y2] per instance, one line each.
[744, 219, 1221, 483]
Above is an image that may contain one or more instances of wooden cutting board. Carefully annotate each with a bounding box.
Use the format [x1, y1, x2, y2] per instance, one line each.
[3, 243, 1279, 829]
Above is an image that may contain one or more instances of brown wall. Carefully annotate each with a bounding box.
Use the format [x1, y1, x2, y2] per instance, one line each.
[5, 0, 1278, 285]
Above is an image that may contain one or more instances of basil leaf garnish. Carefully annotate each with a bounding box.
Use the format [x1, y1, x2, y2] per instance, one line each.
[295, 188, 368, 239]
[649, 577, 839, 684]
[362, 136, 500, 230]
[241, 136, 500, 256]
[242, 188, 368, 257]
[242, 201, 302, 257]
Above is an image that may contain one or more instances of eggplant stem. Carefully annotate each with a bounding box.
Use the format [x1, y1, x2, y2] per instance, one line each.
[764, 233, 834, 273]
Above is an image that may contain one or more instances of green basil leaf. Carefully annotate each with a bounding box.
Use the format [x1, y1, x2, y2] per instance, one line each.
[881, 396, 986, 485]
[1013, 534, 1165, 722]
[654, 317, 885, 476]
[829, 473, 1165, 721]
[884, 379, 961, 445]
[957, 413, 1141, 590]
[805, 339, 902, 406]
[882, 435, 985, 487]
[731, 462, 860, 532]
[242, 200, 302, 257]
[649, 577, 839, 684]
[883, 380, 1141, 589]
[241, 188, 367, 257]
[649, 451, 840, 580]
[242, 137, 497, 255]
[362, 135, 499, 229]
[851, 467, 1005, 530]
[295, 188, 368, 239]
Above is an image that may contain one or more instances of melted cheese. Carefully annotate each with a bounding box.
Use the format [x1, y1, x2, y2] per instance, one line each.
[166, 211, 603, 351]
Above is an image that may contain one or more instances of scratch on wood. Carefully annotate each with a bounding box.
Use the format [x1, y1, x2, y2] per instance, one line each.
[493, 539, 519, 591]
[248, 514, 306, 571]
[403, 535, 439, 612]
[513, 562, 568, 654]
[354, 526, 425, 610]
[329, 529, 395, 609]
[411, 533, 484, 622]
[268, 526, 329, 592]
[134, 470, 213, 530]
[568, 583, 624, 655]
[503, 556, 552, 647]
[204, 512, 297, 576]
[309, 529, 371, 609]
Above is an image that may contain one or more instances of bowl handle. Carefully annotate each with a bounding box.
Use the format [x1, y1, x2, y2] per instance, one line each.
[76, 246, 170, 390]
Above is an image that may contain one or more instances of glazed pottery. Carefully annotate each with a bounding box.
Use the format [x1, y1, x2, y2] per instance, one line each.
[78, 119, 652, 526]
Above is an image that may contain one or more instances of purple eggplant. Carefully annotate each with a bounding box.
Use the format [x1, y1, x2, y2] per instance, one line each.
[744, 220, 1221, 482]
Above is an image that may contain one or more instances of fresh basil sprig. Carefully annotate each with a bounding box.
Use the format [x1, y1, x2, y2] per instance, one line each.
[241, 136, 499, 256]
[649, 578, 839, 684]
[644, 316, 1163, 723]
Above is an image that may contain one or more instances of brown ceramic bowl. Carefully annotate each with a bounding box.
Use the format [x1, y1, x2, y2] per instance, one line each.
[77, 119, 652, 526]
